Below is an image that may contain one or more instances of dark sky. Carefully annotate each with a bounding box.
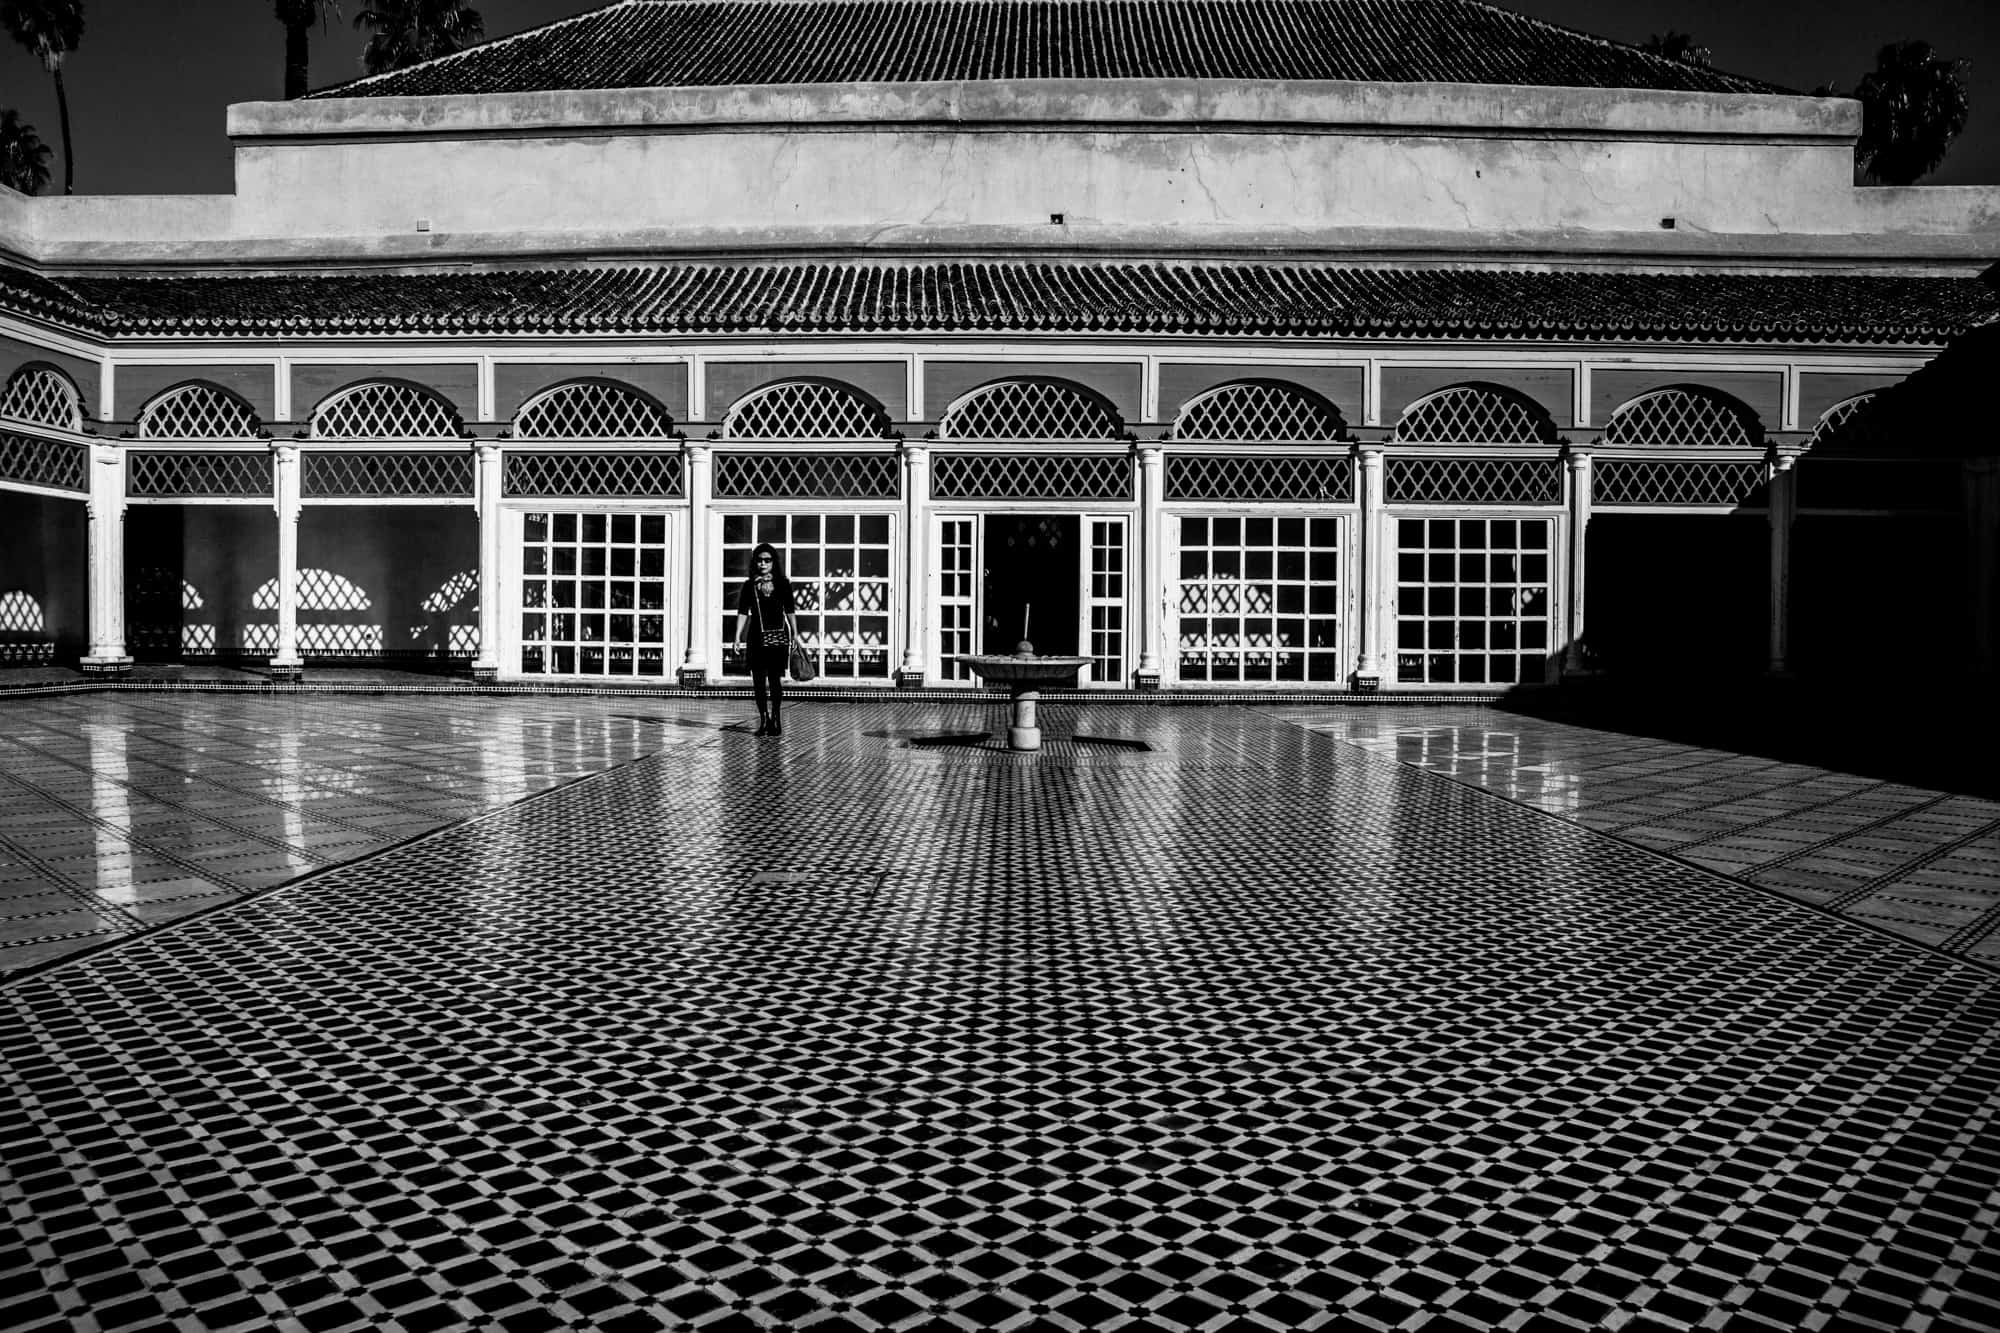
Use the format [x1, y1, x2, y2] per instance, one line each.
[0, 0, 1994, 196]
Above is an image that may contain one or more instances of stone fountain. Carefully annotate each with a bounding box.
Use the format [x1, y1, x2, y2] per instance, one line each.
[952, 606, 1089, 751]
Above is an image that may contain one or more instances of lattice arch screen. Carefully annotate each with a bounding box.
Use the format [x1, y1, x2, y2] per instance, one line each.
[1172, 381, 1346, 442]
[0, 365, 84, 431]
[514, 380, 676, 440]
[1810, 393, 1893, 454]
[138, 383, 262, 440]
[939, 379, 1123, 441]
[312, 381, 465, 440]
[1602, 387, 1761, 449]
[1392, 384, 1560, 445]
[723, 380, 894, 440]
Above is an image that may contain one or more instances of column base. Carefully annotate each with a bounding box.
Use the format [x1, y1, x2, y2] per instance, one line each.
[79, 655, 133, 677]
[677, 666, 710, 689]
[1132, 668, 1162, 692]
[1351, 671, 1383, 694]
[895, 668, 927, 690]
[268, 660, 304, 683]
[472, 664, 500, 684]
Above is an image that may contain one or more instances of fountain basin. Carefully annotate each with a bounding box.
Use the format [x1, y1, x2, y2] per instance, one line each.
[953, 648, 1091, 751]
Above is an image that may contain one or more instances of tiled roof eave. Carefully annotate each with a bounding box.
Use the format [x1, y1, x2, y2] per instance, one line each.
[4, 263, 1994, 349]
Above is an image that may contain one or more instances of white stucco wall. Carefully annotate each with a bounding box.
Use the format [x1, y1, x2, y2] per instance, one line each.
[5, 79, 1998, 265]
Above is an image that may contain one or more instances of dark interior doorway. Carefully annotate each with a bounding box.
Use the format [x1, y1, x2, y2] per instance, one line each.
[1586, 514, 1768, 678]
[983, 515, 1079, 656]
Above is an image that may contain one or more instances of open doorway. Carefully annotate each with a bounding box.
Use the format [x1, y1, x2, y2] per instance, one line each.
[983, 514, 1080, 656]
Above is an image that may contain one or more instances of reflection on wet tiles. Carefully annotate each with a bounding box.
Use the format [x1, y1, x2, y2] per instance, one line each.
[1269, 704, 2000, 968]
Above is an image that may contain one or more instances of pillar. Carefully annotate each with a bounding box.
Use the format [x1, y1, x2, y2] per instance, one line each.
[898, 440, 930, 687]
[1967, 457, 1998, 676]
[679, 443, 713, 687]
[472, 443, 503, 683]
[1353, 446, 1385, 691]
[80, 442, 132, 676]
[1563, 450, 1593, 675]
[1767, 452, 1798, 676]
[1134, 443, 1164, 689]
[270, 443, 303, 681]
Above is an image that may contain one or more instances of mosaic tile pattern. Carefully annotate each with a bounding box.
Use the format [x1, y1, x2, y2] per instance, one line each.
[0, 694, 737, 975]
[3, 700, 1997, 1333]
[1278, 705, 2000, 969]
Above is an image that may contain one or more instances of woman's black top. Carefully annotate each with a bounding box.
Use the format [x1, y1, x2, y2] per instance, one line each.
[738, 578, 795, 644]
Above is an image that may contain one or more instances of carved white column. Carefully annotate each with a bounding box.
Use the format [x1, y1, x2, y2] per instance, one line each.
[1353, 446, 1386, 690]
[679, 443, 713, 686]
[1767, 451, 1798, 676]
[1563, 450, 1593, 675]
[1135, 443, 1164, 689]
[270, 443, 303, 680]
[898, 440, 930, 687]
[1967, 457, 1998, 676]
[80, 442, 132, 675]
[472, 443, 503, 682]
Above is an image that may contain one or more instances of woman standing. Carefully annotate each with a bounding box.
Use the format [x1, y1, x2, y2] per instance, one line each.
[733, 542, 800, 736]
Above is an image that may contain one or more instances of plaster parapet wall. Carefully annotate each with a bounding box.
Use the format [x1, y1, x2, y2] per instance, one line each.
[229, 80, 1860, 142]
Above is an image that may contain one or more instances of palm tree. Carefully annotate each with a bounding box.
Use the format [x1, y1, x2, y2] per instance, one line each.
[1854, 41, 1970, 186]
[0, 108, 52, 195]
[1641, 31, 1712, 69]
[353, 0, 484, 76]
[0, 1, 84, 195]
[275, 1, 341, 100]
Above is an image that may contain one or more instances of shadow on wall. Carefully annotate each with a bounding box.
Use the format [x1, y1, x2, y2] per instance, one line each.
[0, 491, 86, 664]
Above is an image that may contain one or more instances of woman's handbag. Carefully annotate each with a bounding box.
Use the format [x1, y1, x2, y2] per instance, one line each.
[753, 588, 788, 649]
[788, 642, 817, 682]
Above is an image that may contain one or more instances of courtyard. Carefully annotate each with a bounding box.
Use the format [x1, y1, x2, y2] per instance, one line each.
[1, 689, 1996, 1331]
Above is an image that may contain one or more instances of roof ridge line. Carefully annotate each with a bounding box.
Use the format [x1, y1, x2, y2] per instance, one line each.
[310, 0, 644, 100]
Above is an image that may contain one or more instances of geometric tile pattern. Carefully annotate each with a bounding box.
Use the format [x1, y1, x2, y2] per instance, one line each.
[126, 450, 274, 499]
[1593, 459, 1769, 507]
[300, 450, 475, 498]
[136, 383, 262, 440]
[515, 381, 677, 440]
[1166, 453, 1352, 502]
[1171, 381, 1346, 442]
[1392, 386, 1559, 445]
[939, 380, 1124, 441]
[1603, 388, 1760, 449]
[1, 699, 1996, 1333]
[932, 452, 1132, 501]
[1283, 703, 2000, 967]
[713, 451, 901, 499]
[723, 382, 895, 440]
[0, 429, 86, 492]
[1385, 456, 1564, 505]
[504, 451, 685, 498]
[312, 382, 463, 440]
[0, 365, 83, 430]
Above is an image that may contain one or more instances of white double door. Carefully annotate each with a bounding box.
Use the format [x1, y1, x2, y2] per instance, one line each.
[932, 512, 1128, 687]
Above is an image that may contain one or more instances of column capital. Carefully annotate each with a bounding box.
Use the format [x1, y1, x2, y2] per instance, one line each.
[271, 441, 301, 463]
[899, 439, 930, 462]
[89, 441, 123, 467]
[683, 441, 713, 463]
[473, 440, 503, 462]
[1564, 449, 1593, 473]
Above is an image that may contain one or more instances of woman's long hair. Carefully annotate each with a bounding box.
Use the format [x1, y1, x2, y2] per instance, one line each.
[745, 541, 794, 602]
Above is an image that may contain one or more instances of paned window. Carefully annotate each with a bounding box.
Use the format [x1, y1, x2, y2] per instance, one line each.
[138, 384, 261, 439]
[723, 382, 893, 440]
[519, 512, 673, 677]
[1393, 386, 1558, 445]
[313, 382, 463, 440]
[1395, 518, 1550, 686]
[939, 380, 1122, 441]
[1086, 518, 1127, 685]
[1173, 381, 1346, 442]
[720, 514, 892, 680]
[937, 518, 976, 683]
[0, 366, 83, 430]
[1603, 389, 1759, 449]
[514, 381, 675, 440]
[1177, 516, 1341, 684]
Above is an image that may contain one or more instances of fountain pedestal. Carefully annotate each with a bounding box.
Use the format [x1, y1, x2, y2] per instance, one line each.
[953, 642, 1091, 751]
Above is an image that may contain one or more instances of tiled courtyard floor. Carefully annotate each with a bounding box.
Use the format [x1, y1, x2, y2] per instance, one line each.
[2, 694, 1996, 1332]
